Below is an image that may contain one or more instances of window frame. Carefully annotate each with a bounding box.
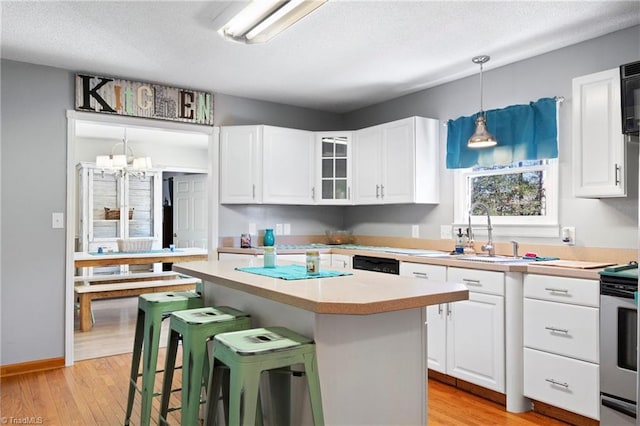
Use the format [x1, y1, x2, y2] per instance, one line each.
[453, 159, 560, 238]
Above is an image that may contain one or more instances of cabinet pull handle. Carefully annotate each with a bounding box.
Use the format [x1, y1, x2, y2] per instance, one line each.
[376, 185, 380, 198]
[413, 272, 429, 279]
[462, 278, 482, 286]
[312, 186, 315, 200]
[545, 326, 569, 334]
[615, 163, 621, 186]
[544, 287, 569, 294]
[545, 378, 569, 388]
[446, 303, 451, 317]
[348, 186, 351, 200]
[252, 184, 256, 199]
[438, 304, 443, 315]
[380, 184, 385, 198]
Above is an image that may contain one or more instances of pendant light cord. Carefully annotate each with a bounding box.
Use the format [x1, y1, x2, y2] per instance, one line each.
[479, 61, 484, 117]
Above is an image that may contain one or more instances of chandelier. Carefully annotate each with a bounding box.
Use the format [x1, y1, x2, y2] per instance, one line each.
[95, 129, 152, 178]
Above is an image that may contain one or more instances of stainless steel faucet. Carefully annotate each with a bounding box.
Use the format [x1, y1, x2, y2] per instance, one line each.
[468, 202, 495, 256]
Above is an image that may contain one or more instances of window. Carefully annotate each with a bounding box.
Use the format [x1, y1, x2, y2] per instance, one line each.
[454, 159, 558, 237]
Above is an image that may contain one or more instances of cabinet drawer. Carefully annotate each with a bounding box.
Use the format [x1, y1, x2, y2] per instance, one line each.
[447, 267, 504, 296]
[524, 274, 599, 307]
[524, 299, 599, 363]
[399, 262, 447, 281]
[524, 348, 599, 420]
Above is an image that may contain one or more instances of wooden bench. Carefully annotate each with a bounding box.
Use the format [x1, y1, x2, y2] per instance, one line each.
[74, 270, 181, 285]
[74, 277, 200, 332]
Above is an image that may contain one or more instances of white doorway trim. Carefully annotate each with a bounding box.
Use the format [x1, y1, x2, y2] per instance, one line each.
[64, 110, 219, 366]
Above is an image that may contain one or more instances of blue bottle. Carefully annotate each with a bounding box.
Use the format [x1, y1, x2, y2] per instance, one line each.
[263, 228, 275, 247]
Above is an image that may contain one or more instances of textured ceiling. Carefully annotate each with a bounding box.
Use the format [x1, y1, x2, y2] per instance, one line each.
[2, 1, 639, 113]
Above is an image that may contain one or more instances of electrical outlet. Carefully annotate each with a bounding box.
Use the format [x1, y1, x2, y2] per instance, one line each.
[411, 225, 420, 238]
[440, 225, 452, 239]
[283, 223, 291, 235]
[275, 224, 283, 235]
[248, 223, 257, 235]
[561, 226, 576, 245]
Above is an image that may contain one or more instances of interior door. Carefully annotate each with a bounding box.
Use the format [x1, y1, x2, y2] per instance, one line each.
[173, 174, 208, 248]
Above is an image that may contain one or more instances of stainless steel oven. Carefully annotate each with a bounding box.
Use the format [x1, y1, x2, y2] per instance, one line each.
[600, 262, 638, 425]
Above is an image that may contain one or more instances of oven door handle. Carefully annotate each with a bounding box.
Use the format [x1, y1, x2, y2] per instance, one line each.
[602, 394, 637, 419]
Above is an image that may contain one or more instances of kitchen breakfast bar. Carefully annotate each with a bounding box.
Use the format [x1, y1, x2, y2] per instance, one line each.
[173, 258, 468, 425]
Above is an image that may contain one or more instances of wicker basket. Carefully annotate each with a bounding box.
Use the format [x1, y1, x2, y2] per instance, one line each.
[104, 207, 134, 220]
[117, 238, 155, 253]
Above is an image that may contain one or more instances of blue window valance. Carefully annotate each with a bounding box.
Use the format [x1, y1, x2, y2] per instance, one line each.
[446, 97, 558, 169]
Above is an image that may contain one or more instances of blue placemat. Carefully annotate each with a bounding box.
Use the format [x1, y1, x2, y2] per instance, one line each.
[236, 264, 352, 280]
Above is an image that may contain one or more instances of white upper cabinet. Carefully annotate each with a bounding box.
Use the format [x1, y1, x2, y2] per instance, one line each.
[220, 125, 315, 205]
[353, 116, 440, 204]
[572, 68, 626, 198]
[220, 117, 439, 206]
[315, 132, 353, 205]
[352, 124, 383, 203]
[262, 126, 315, 204]
[220, 126, 263, 204]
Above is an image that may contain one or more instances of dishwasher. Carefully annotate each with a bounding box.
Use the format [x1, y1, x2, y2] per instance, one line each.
[352, 255, 400, 275]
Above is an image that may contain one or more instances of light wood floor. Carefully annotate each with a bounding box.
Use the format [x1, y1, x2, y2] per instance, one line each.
[74, 297, 170, 361]
[57, 297, 568, 424]
[1, 351, 567, 425]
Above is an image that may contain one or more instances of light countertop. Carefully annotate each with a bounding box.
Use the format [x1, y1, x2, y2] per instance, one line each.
[173, 259, 469, 315]
[217, 246, 610, 279]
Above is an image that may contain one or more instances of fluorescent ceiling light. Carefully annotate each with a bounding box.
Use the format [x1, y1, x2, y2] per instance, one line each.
[219, 0, 326, 44]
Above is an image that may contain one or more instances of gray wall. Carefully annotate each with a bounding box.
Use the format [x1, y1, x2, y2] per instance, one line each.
[343, 25, 640, 249]
[1, 61, 72, 364]
[0, 60, 342, 365]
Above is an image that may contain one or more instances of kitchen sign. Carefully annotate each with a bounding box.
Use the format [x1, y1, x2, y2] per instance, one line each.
[75, 74, 214, 125]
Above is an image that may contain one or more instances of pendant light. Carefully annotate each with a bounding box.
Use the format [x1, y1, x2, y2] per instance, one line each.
[468, 55, 497, 148]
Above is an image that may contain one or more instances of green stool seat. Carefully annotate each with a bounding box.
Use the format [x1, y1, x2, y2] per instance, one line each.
[124, 290, 203, 426]
[206, 327, 325, 426]
[159, 306, 252, 426]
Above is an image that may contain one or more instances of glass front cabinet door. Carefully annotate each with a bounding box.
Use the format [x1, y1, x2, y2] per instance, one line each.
[316, 132, 352, 205]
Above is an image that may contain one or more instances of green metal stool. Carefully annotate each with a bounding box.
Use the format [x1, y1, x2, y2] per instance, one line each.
[124, 291, 204, 426]
[159, 306, 252, 426]
[205, 327, 325, 426]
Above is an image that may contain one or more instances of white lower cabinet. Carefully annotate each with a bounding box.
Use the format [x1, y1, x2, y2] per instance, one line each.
[218, 252, 262, 260]
[399, 263, 448, 373]
[330, 254, 352, 269]
[446, 267, 505, 393]
[218, 252, 331, 266]
[524, 348, 599, 420]
[523, 274, 600, 420]
[447, 291, 505, 392]
[400, 263, 505, 393]
[278, 253, 331, 267]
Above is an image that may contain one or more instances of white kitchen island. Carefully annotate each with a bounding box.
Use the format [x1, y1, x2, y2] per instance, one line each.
[173, 258, 468, 425]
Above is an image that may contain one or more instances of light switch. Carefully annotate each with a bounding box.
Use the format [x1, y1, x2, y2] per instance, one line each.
[52, 212, 64, 229]
[283, 223, 291, 235]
